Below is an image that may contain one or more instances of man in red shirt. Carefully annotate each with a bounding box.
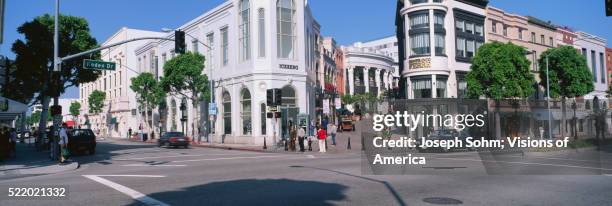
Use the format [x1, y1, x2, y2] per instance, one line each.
[317, 125, 327, 153]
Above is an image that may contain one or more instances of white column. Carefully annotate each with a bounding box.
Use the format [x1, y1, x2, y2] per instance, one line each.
[432, 75, 438, 98]
[348, 67, 355, 95]
[364, 67, 370, 93]
[375, 69, 381, 97]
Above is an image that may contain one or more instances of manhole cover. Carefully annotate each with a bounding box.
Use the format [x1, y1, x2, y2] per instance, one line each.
[422, 197, 463, 205]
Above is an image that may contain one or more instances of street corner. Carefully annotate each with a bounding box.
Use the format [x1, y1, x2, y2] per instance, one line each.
[0, 161, 80, 179]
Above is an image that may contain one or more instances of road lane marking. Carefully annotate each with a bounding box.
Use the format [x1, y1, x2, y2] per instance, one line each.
[114, 153, 258, 161]
[434, 157, 612, 172]
[307, 155, 316, 159]
[89, 175, 166, 177]
[172, 155, 284, 163]
[83, 175, 169, 206]
[123, 164, 187, 167]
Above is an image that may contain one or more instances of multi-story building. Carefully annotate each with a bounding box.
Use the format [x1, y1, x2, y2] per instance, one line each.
[318, 37, 338, 121]
[354, 36, 401, 89]
[396, 0, 488, 99]
[335, 46, 345, 96]
[80, 28, 165, 138]
[135, 0, 320, 145]
[575, 31, 608, 99]
[606, 48, 612, 88]
[485, 7, 559, 99]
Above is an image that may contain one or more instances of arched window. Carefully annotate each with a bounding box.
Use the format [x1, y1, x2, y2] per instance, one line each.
[223, 91, 232, 134]
[241, 89, 252, 135]
[281, 86, 297, 107]
[258, 8, 266, 58]
[277, 0, 296, 59]
[240, 0, 251, 61]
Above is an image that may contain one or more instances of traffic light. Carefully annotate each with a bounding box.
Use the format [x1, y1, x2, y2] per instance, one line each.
[175, 30, 186, 54]
[266, 89, 282, 106]
[51, 105, 62, 116]
[607, 0, 612, 16]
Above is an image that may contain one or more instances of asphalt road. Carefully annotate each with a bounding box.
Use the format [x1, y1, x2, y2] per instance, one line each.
[1, 138, 612, 206]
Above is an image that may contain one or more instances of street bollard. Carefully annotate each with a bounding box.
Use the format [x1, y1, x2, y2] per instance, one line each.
[263, 136, 267, 150]
[347, 137, 351, 150]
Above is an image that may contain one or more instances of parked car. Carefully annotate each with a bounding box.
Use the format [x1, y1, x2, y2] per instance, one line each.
[158, 132, 190, 148]
[68, 129, 97, 155]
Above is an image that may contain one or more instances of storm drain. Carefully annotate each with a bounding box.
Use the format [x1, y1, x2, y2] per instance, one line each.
[422, 197, 463, 205]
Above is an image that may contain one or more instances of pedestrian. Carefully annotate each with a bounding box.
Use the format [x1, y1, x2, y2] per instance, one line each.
[0, 127, 9, 160]
[298, 126, 306, 152]
[329, 123, 337, 146]
[9, 128, 17, 158]
[289, 125, 297, 151]
[59, 123, 70, 164]
[317, 125, 327, 153]
[128, 128, 132, 139]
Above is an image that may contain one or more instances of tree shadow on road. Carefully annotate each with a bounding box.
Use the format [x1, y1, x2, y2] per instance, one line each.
[127, 178, 348, 206]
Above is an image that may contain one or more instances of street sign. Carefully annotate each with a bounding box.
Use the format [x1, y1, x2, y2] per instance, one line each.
[84, 59, 116, 71]
[267, 105, 279, 113]
[208, 104, 217, 115]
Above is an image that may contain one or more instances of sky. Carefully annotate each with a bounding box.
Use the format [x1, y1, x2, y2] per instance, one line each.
[0, 0, 610, 99]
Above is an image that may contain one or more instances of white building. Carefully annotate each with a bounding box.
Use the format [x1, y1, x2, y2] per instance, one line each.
[80, 28, 165, 138]
[350, 36, 402, 91]
[343, 45, 396, 97]
[575, 31, 608, 99]
[134, 0, 320, 145]
[397, 0, 488, 99]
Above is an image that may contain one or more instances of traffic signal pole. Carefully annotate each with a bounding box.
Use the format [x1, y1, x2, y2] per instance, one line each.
[47, 2, 176, 147]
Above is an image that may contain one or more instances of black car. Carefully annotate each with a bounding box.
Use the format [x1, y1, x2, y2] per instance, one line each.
[158, 132, 190, 148]
[68, 129, 97, 155]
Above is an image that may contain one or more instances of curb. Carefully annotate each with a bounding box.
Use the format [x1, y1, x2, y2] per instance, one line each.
[191, 143, 269, 153]
[1, 161, 80, 176]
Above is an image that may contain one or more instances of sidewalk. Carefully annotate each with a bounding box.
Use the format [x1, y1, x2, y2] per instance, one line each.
[0, 141, 79, 179]
[109, 133, 363, 154]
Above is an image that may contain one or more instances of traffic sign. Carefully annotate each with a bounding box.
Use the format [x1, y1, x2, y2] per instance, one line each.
[84, 59, 116, 71]
[208, 104, 217, 115]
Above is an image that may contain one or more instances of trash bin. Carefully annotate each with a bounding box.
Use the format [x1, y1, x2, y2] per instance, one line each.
[143, 133, 148, 142]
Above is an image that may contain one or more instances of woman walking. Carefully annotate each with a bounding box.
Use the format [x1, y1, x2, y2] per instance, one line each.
[317, 125, 327, 153]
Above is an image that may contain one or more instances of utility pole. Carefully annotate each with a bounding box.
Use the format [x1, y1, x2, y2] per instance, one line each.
[50, 0, 60, 161]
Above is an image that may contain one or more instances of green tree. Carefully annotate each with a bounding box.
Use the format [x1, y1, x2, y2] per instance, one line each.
[539, 46, 594, 139]
[88, 90, 106, 115]
[160, 52, 209, 138]
[467, 42, 535, 99]
[130, 73, 165, 137]
[11, 14, 100, 139]
[69, 101, 81, 125]
[466, 42, 535, 138]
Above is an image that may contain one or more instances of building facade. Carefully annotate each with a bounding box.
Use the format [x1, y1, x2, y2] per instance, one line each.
[80, 28, 165, 138]
[397, 0, 488, 99]
[606, 48, 612, 88]
[344, 45, 396, 97]
[134, 0, 320, 145]
[575, 31, 608, 99]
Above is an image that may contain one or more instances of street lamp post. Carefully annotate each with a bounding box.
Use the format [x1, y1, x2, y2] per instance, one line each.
[546, 56, 553, 139]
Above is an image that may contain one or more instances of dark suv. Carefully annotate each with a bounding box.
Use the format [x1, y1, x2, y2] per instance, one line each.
[68, 129, 97, 155]
[158, 132, 190, 148]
